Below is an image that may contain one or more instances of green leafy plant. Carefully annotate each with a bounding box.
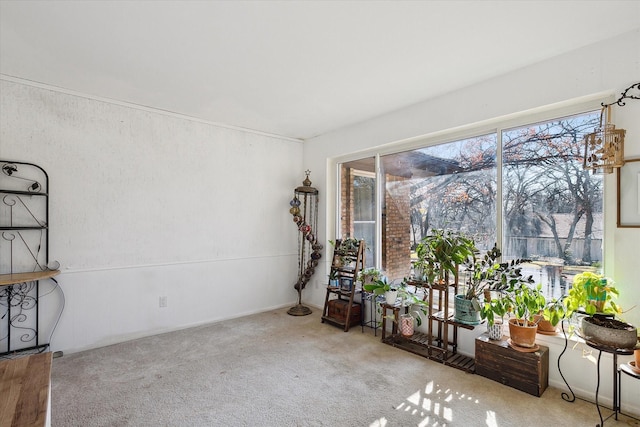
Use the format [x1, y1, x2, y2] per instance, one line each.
[462, 244, 501, 301]
[396, 281, 430, 326]
[329, 237, 362, 266]
[480, 293, 510, 327]
[362, 278, 396, 295]
[416, 229, 476, 284]
[564, 271, 621, 317]
[357, 267, 383, 284]
[329, 237, 361, 253]
[481, 281, 544, 327]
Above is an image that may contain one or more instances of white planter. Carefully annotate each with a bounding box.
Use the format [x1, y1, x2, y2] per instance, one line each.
[384, 290, 398, 305]
[487, 321, 503, 340]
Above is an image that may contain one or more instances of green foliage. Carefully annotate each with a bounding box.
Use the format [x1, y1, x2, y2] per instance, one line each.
[542, 297, 568, 327]
[481, 283, 545, 326]
[463, 244, 501, 300]
[357, 267, 383, 284]
[564, 271, 621, 317]
[465, 243, 534, 305]
[396, 282, 430, 327]
[415, 229, 476, 284]
[362, 278, 396, 295]
[480, 295, 510, 327]
[329, 237, 361, 253]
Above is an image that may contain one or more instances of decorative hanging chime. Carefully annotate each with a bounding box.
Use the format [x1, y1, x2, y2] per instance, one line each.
[583, 105, 626, 174]
[287, 170, 322, 316]
[583, 82, 639, 174]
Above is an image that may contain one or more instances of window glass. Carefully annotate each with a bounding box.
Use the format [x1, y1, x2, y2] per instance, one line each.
[381, 134, 498, 282]
[338, 159, 376, 269]
[502, 111, 603, 300]
[336, 109, 604, 300]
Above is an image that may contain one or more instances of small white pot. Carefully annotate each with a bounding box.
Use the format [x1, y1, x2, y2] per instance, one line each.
[487, 321, 503, 340]
[384, 290, 398, 305]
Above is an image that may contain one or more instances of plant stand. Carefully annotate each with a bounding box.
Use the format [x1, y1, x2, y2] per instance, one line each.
[585, 341, 637, 426]
[380, 280, 476, 373]
[321, 239, 365, 331]
[618, 361, 640, 421]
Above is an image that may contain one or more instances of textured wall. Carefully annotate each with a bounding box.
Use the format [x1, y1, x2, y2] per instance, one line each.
[0, 79, 303, 353]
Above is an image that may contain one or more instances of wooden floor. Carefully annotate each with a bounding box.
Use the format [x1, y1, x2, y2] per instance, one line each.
[0, 352, 52, 427]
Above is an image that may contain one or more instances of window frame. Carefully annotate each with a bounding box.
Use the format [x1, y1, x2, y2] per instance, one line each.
[332, 95, 610, 277]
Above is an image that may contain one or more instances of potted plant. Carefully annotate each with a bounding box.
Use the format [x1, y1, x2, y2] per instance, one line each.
[328, 269, 339, 288]
[357, 267, 383, 286]
[486, 281, 546, 348]
[456, 244, 500, 325]
[413, 241, 432, 282]
[329, 237, 361, 267]
[458, 243, 533, 326]
[396, 282, 430, 337]
[563, 271, 637, 349]
[481, 295, 509, 340]
[362, 278, 398, 305]
[418, 229, 476, 286]
[367, 280, 430, 337]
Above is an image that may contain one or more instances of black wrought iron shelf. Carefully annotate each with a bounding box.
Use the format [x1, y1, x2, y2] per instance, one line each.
[1, 159, 64, 357]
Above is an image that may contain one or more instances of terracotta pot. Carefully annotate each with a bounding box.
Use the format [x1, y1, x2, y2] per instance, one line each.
[635, 349, 640, 368]
[534, 314, 556, 333]
[508, 318, 538, 348]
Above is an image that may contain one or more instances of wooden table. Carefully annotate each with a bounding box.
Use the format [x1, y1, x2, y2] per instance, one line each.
[0, 352, 52, 427]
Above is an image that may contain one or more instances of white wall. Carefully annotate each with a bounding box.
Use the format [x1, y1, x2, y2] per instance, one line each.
[0, 79, 303, 353]
[304, 29, 640, 413]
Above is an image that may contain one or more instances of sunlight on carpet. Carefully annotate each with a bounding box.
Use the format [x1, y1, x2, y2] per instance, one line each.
[387, 380, 483, 426]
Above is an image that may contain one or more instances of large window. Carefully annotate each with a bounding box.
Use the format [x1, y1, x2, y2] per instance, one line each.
[337, 110, 603, 297]
[502, 111, 602, 299]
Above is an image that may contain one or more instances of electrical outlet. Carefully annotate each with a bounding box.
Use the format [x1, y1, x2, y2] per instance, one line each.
[159, 296, 167, 308]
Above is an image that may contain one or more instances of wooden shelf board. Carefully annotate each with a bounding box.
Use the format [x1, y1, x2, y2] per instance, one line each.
[382, 335, 475, 373]
[0, 270, 60, 287]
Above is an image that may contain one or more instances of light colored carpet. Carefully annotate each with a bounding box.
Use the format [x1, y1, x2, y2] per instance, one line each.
[51, 307, 639, 426]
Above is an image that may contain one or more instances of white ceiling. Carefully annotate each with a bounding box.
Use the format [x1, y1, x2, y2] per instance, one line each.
[1, 1, 639, 140]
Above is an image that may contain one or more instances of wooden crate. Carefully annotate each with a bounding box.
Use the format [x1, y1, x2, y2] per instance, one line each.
[327, 299, 361, 327]
[475, 333, 549, 397]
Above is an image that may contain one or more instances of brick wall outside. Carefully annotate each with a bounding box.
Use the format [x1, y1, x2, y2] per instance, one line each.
[340, 166, 354, 238]
[340, 167, 411, 283]
[383, 174, 411, 282]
